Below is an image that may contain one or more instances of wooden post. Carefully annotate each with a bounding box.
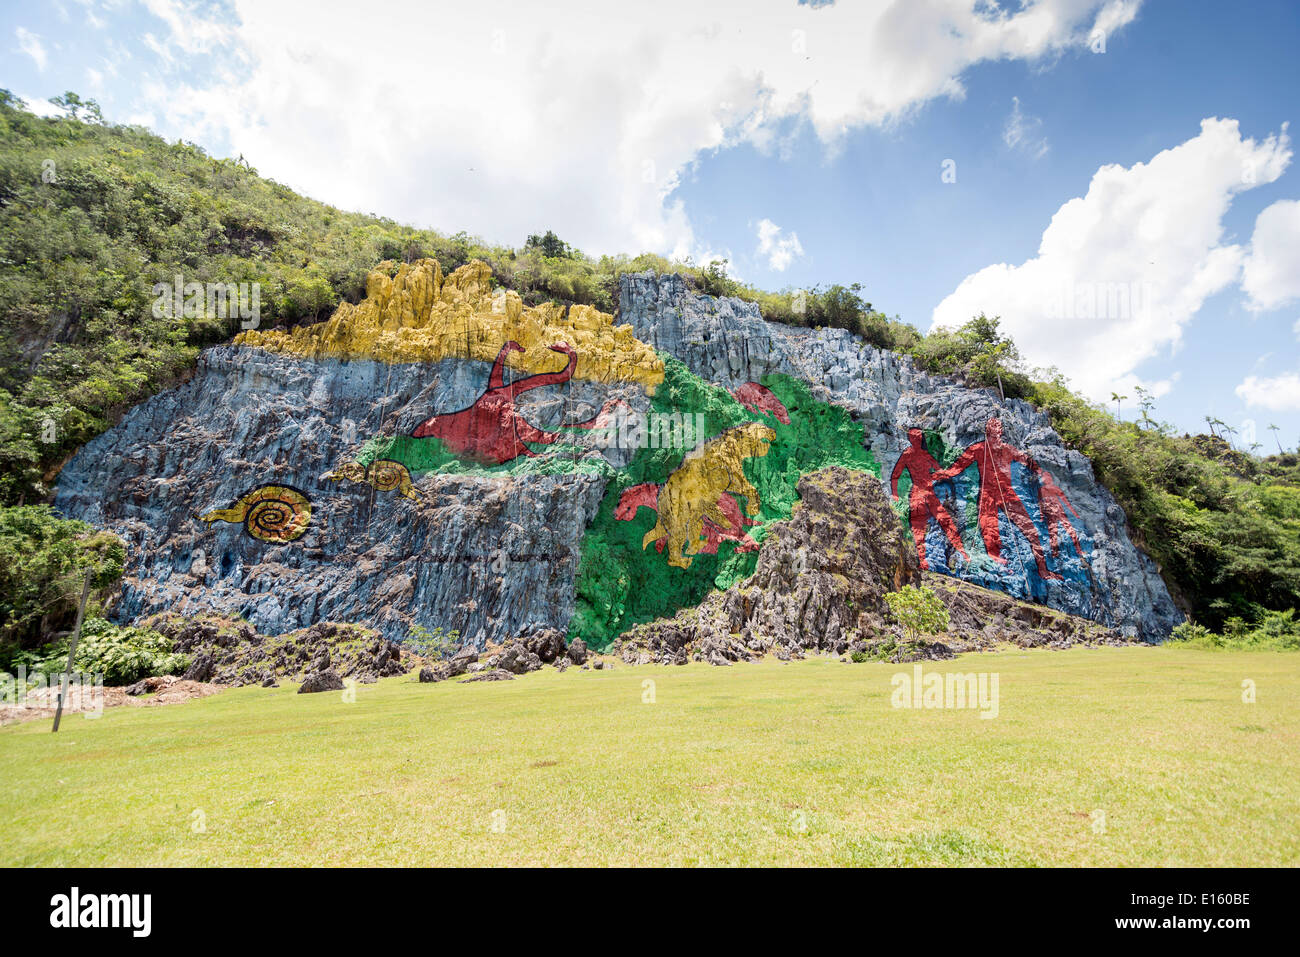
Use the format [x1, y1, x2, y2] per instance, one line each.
[51, 572, 92, 733]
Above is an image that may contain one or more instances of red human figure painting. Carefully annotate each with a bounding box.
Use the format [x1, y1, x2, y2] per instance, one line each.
[615, 482, 759, 554]
[412, 341, 620, 465]
[731, 382, 791, 424]
[890, 428, 969, 570]
[934, 417, 1062, 581]
[1036, 469, 1084, 560]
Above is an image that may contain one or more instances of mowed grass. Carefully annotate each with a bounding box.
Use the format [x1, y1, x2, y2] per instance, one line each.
[1, 646, 1296, 866]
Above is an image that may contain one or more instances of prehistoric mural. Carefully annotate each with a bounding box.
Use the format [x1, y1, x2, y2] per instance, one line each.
[886, 416, 1087, 586]
[890, 427, 969, 571]
[55, 261, 1178, 647]
[409, 340, 623, 465]
[616, 483, 760, 558]
[323, 459, 421, 501]
[569, 366, 880, 647]
[629, 423, 774, 569]
[198, 484, 313, 543]
[236, 258, 665, 392]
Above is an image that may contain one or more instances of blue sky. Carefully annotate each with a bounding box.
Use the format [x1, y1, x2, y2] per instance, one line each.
[4, 0, 1299, 446]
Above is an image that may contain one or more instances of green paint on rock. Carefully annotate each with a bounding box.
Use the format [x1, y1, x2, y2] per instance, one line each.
[355, 432, 614, 478]
[570, 359, 880, 650]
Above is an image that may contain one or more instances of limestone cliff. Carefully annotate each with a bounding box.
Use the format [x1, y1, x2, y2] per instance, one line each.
[53, 262, 1182, 648]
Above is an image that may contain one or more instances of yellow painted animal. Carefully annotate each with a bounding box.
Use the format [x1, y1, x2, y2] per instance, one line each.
[324, 459, 420, 501]
[642, 423, 776, 569]
[198, 484, 312, 544]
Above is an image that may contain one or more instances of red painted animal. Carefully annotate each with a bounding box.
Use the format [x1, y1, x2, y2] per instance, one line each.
[615, 481, 759, 554]
[412, 341, 619, 464]
[730, 381, 790, 425]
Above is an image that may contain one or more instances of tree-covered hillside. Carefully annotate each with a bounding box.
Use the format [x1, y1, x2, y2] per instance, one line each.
[0, 93, 1295, 651]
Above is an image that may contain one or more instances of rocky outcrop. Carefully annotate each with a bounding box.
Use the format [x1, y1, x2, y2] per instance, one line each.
[923, 572, 1135, 651]
[147, 614, 410, 686]
[462, 669, 516, 682]
[298, 671, 345, 694]
[496, 642, 543, 674]
[620, 272, 1182, 640]
[614, 467, 920, 663]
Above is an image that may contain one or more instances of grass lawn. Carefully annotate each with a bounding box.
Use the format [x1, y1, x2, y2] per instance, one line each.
[1, 646, 1296, 866]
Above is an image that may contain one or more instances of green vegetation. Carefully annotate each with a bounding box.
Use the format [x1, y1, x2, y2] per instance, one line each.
[0, 505, 124, 654]
[1168, 610, 1300, 651]
[7, 617, 189, 686]
[1, 646, 1295, 865]
[404, 624, 462, 661]
[883, 585, 950, 643]
[1027, 377, 1300, 632]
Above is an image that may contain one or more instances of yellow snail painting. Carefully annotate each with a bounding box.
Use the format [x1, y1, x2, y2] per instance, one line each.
[323, 459, 420, 501]
[198, 484, 313, 544]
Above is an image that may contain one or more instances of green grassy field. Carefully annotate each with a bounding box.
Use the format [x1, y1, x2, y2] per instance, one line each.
[1, 646, 1296, 866]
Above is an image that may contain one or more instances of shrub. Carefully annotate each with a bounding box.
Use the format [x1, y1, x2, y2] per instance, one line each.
[26, 618, 189, 685]
[884, 585, 950, 643]
[405, 624, 461, 660]
[1167, 610, 1298, 651]
[0, 505, 125, 650]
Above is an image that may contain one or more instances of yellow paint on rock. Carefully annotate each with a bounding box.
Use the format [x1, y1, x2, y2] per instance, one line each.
[236, 258, 664, 393]
[643, 423, 777, 569]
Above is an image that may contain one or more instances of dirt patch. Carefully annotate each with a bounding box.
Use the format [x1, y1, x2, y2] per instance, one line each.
[0, 675, 223, 726]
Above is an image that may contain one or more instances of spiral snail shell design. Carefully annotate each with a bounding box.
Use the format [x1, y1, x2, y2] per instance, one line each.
[198, 484, 313, 544]
[324, 458, 420, 501]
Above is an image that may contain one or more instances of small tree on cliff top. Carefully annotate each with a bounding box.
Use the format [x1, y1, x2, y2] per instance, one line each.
[884, 585, 949, 644]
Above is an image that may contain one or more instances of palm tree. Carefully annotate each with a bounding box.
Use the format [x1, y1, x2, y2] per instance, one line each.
[1267, 423, 1283, 454]
[1110, 392, 1128, 420]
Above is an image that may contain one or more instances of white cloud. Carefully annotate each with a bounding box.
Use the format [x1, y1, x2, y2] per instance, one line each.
[1003, 96, 1049, 159]
[139, 0, 231, 53]
[67, 0, 109, 30]
[755, 218, 804, 271]
[932, 118, 1292, 400]
[15, 27, 48, 71]
[141, 32, 174, 67]
[131, 0, 1141, 259]
[16, 93, 64, 118]
[1241, 198, 1300, 312]
[1236, 372, 1300, 412]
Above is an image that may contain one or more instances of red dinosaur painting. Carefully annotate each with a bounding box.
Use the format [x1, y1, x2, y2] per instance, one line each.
[933, 417, 1063, 581]
[889, 428, 969, 571]
[412, 341, 620, 465]
[731, 381, 790, 424]
[615, 481, 759, 555]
